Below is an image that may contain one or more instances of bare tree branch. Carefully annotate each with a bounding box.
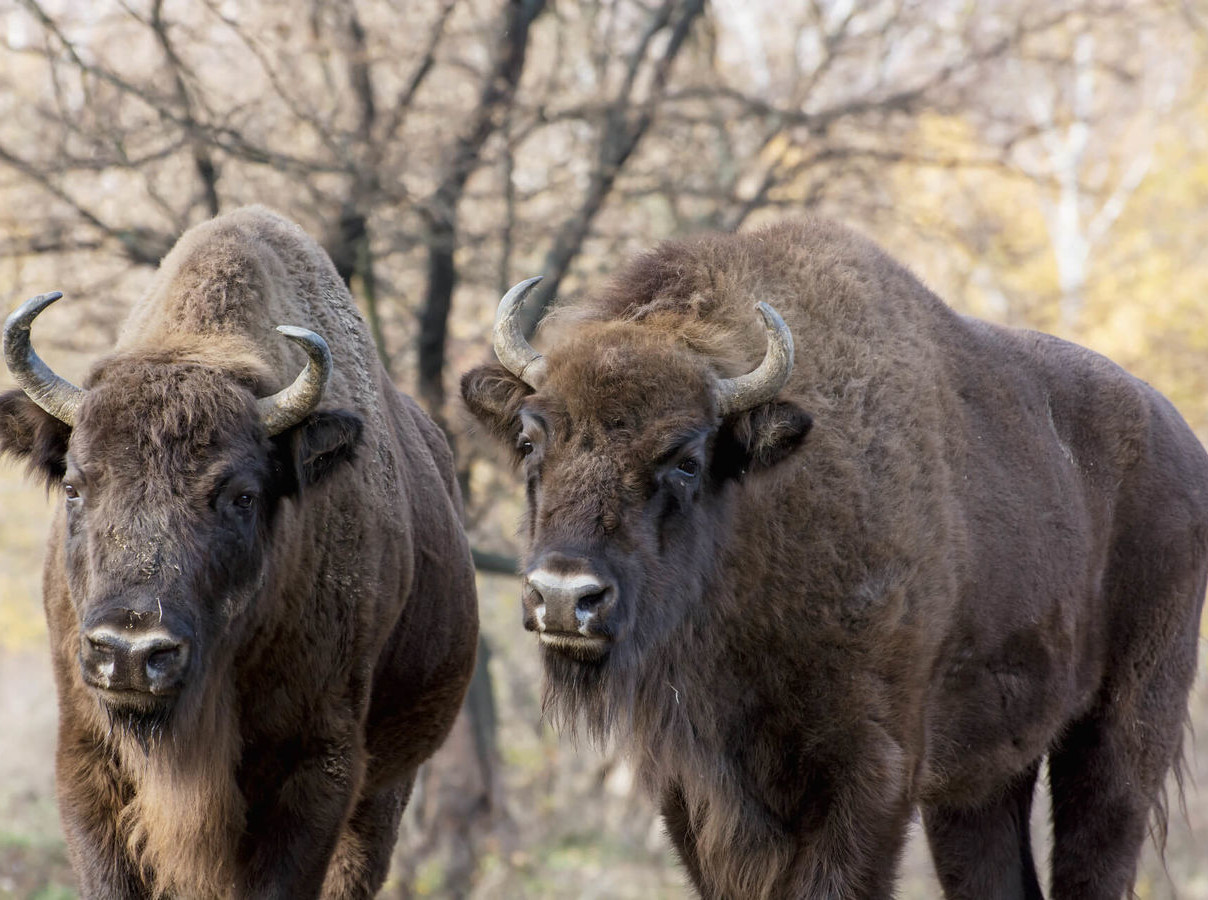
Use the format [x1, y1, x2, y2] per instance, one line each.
[518, 0, 707, 336]
[416, 0, 548, 425]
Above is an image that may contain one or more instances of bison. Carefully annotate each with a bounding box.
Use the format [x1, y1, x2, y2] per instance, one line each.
[461, 219, 1208, 899]
[0, 206, 478, 899]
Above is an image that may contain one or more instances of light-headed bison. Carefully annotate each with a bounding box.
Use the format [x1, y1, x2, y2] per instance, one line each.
[0, 206, 477, 899]
[461, 219, 1208, 899]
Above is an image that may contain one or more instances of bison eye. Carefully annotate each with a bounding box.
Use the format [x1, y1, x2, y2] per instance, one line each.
[675, 458, 700, 479]
[518, 437, 535, 457]
[64, 483, 80, 500]
[234, 493, 256, 511]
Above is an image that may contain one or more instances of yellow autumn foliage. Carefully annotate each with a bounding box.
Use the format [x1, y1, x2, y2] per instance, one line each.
[890, 92, 1208, 439]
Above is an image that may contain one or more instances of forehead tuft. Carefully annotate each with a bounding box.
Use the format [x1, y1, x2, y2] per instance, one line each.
[73, 353, 263, 467]
[542, 323, 714, 426]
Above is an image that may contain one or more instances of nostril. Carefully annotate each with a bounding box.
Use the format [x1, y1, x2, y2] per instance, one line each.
[142, 639, 189, 690]
[141, 637, 187, 695]
[576, 589, 609, 612]
[146, 646, 182, 675]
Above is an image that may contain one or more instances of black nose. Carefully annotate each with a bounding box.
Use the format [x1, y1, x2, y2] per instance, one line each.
[81, 627, 191, 695]
[527, 571, 610, 611]
[523, 555, 617, 635]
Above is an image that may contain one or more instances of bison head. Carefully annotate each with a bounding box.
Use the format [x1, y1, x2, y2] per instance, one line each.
[0, 292, 361, 742]
[462, 278, 812, 694]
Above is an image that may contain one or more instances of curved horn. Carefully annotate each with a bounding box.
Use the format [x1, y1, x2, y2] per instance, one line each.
[257, 326, 332, 436]
[715, 302, 795, 417]
[3, 291, 86, 427]
[492, 275, 547, 388]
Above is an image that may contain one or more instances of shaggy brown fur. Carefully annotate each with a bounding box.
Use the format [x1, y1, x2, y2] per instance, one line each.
[461, 219, 1208, 899]
[0, 207, 478, 898]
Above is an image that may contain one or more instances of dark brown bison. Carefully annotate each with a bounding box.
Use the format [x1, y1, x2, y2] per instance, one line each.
[461, 219, 1208, 899]
[0, 207, 478, 899]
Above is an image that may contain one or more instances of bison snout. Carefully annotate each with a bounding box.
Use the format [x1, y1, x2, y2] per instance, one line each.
[81, 626, 191, 696]
[522, 558, 617, 660]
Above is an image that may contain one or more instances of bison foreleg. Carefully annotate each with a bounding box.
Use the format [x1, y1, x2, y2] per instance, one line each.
[237, 738, 366, 900]
[923, 759, 1044, 900]
[320, 779, 413, 900]
[55, 736, 144, 899]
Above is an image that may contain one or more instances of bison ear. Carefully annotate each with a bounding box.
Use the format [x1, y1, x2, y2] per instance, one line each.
[0, 389, 71, 488]
[460, 363, 531, 449]
[713, 400, 812, 482]
[273, 409, 364, 493]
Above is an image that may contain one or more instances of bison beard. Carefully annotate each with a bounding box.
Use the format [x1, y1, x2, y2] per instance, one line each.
[116, 677, 244, 896]
[462, 219, 1208, 899]
[1, 207, 477, 899]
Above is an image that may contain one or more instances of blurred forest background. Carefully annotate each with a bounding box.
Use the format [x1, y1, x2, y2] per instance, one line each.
[1, 0, 1207, 897]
